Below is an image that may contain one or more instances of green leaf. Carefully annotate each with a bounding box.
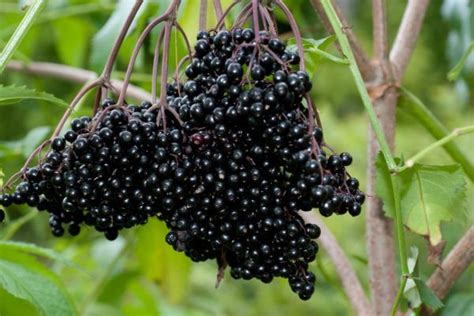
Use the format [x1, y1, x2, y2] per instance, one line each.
[377, 156, 466, 246]
[0, 241, 77, 269]
[53, 17, 92, 67]
[413, 278, 444, 310]
[0, 247, 77, 316]
[90, 0, 147, 72]
[0, 286, 39, 316]
[0, 126, 50, 158]
[447, 41, 474, 81]
[442, 293, 474, 316]
[0, 85, 68, 107]
[407, 246, 419, 274]
[135, 220, 191, 303]
[287, 36, 349, 76]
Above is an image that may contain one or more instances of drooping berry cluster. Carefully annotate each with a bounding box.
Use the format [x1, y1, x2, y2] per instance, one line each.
[0, 100, 184, 240]
[0, 28, 365, 300]
[159, 28, 364, 299]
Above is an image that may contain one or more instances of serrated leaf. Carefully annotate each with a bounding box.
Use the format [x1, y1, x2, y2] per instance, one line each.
[0, 286, 39, 316]
[376, 154, 466, 246]
[53, 17, 92, 67]
[135, 220, 191, 303]
[90, 0, 147, 72]
[0, 85, 68, 107]
[413, 278, 444, 310]
[0, 248, 77, 316]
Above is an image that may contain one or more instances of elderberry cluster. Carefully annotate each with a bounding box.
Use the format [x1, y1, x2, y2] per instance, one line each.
[0, 28, 365, 301]
[0, 100, 183, 240]
[158, 28, 365, 300]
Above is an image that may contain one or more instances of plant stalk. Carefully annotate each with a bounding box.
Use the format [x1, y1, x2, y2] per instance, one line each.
[319, 0, 397, 172]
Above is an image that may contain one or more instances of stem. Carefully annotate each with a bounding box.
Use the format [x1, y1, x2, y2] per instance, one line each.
[398, 126, 474, 172]
[0, 0, 45, 74]
[251, 0, 260, 42]
[390, 0, 431, 79]
[215, 0, 242, 31]
[299, 211, 371, 315]
[320, 0, 397, 171]
[152, 28, 165, 104]
[6, 60, 152, 101]
[274, 0, 305, 71]
[200, 0, 208, 31]
[398, 87, 474, 181]
[390, 275, 408, 316]
[117, 0, 180, 106]
[212, 0, 224, 23]
[427, 226, 474, 299]
[372, 0, 389, 60]
[101, 0, 144, 81]
[388, 172, 409, 316]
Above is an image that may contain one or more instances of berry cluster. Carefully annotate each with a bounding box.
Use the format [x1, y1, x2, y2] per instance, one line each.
[0, 28, 364, 300]
[160, 29, 364, 299]
[0, 100, 183, 240]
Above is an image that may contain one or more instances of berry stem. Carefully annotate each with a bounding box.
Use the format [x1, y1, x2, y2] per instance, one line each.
[117, 0, 181, 106]
[100, 0, 144, 82]
[159, 22, 173, 130]
[213, 0, 225, 24]
[215, 0, 243, 30]
[200, 0, 208, 31]
[251, 0, 261, 42]
[152, 28, 166, 104]
[274, 0, 305, 71]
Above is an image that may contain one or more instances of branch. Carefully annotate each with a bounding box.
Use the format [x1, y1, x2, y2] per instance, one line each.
[299, 211, 371, 316]
[6, 60, 152, 101]
[427, 226, 474, 299]
[390, 0, 431, 79]
[309, 0, 373, 81]
[372, 0, 389, 60]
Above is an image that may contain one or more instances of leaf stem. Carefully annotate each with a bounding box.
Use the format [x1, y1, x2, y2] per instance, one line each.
[0, 0, 45, 74]
[398, 88, 474, 180]
[320, 0, 397, 171]
[398, 125, 474, 172]
[389, 173, 409, 315]
[390, 274, 408, 316]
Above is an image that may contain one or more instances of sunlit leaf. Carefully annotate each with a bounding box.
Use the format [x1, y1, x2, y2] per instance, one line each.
[0, 85, 68, 107]
[0, 126, 50, 158]
[53, 17, 92, 67]
[90, 0, 148, 72]
[376, 154, 466, 246]
[135, 220, 191, 303]
[0, 247, 77, 316]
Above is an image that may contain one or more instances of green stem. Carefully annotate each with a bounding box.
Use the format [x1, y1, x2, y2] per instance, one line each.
[1, 211, 38, 240]
[390, 274, 408, 316]
[398, 88, 474, 181]
[0, 0, 46, 74]
[320, 0, 397, 171]
[397, 125, 474, 173]
[389, 174, 409, 315]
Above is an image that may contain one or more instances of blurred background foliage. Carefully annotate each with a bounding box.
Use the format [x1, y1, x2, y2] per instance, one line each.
[0, 0, 472, 315]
